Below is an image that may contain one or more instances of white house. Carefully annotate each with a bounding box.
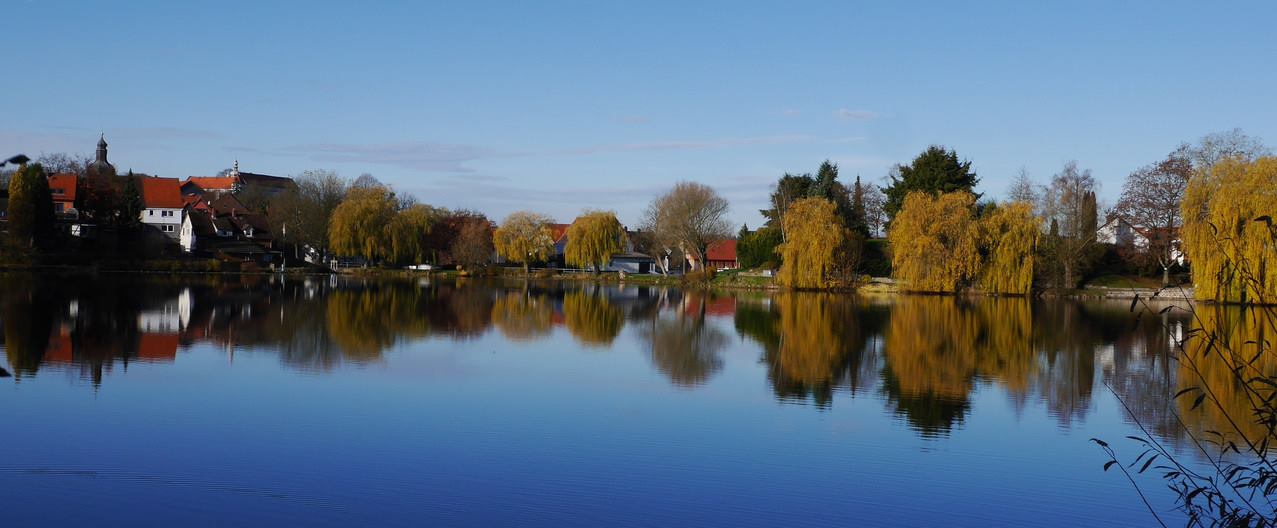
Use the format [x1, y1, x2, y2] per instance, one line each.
[1097, 215, 1141, 248]
[1097, 214, 1185, 266]
[135, 176, 186, 240]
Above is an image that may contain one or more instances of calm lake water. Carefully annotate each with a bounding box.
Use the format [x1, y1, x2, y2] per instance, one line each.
[3, 273, 1270, 526]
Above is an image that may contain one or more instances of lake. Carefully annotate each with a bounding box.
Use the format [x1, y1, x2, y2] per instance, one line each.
[2, 273, 1266, 526]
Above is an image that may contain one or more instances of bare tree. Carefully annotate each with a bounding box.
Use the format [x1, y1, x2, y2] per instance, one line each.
[451, 218, 494, 270]
[1006, 166, 1040, 206]
[1042, 161, 1099, 288]
[1178, 128, 1271, 171]
[351, 173, 382, 190]
[269, 169, 350, 259]
[1115, 154, 1191, 285]
[640, 182, 732, 272]
[862, 183, 887, 238]
[35, 152, 92, 175]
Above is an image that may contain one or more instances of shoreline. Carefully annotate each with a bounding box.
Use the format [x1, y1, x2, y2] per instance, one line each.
[0, 265, 1208, 304]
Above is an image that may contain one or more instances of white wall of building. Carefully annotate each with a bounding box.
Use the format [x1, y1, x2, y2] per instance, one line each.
[142, 207, 184, 240]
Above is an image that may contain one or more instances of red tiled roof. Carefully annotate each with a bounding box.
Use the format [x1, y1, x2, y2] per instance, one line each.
[208, 193, 250, 217]
[47, 173, 78, 202]
[549, 223, 571, 243]
[184, 176, 238, 191]
[135, 177, 185, 209]
[706, 239, 737, 262]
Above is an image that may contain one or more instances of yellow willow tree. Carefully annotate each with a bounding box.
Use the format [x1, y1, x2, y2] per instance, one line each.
[888, 191, 981, 292]
[388, 203, 440, 265]
[565, 210, 625, 274]
[1182, 157, 1277, 304]
[977, 201, 1041, 295]
[329, 186, 398, 262]
[776, 198, 849, 289]
[493, 211, 556, 275]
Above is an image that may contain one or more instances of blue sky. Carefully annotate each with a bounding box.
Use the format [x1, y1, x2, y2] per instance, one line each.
[5, 1, 1275, 227]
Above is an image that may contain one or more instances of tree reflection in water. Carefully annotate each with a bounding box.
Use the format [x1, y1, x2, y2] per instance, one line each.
[0, 273, 1272, 454]
[736, 293, 885, 408]
[491, 290, 553, 342]
[561, 288, 624, 347]
[637, 291, 728, 387]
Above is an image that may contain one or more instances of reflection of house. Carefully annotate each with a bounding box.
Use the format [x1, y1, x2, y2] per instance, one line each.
[705, 240, 739, 270]
[45, 327, 75, 363]
[134, 176, 185, 240]
[138, 294, 189, 334]
[136, 333, 179, 362]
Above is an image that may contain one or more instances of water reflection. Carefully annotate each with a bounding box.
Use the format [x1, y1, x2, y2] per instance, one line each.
[736, 293, 885, 407]
[636, 291, 729, 387]
[562, 289, 624, 347]
[2, 273, 1274, 452]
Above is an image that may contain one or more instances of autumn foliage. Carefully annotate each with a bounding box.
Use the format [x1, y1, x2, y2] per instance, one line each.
[1181, 157, 1277, 304]
[888, 192, 981, 292]
[976, 202, 1040, 295]
[775, 198, 850, 289]
[493, 211, 556, 274]
[565, 210, 625, 273]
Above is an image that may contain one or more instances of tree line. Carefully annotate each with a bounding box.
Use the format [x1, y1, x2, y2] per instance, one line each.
[8, 127, 1272, 299]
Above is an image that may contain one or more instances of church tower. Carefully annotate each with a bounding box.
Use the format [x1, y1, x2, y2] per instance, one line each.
[86, 134, 117, 178]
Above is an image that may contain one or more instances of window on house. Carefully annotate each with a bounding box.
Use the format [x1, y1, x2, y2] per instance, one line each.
[149, 210, 154, 216]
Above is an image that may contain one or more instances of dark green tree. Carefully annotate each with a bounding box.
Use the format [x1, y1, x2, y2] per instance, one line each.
[760, 173, 815, 228]
[849, 175, 869, 237]
[120, 171, 144, 231]
[6, 163, 55, 249]
[808, 160, 839, 200]
[738, 226, 783, 269]
[882, 146, 980, 221]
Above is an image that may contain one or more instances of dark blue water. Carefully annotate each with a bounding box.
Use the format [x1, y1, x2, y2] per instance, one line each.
[0, 274, 1208, 526]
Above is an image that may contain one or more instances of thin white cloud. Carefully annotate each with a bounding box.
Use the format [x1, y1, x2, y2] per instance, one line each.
[617, 115, 651, 124]
[832, 108, 878, 121]
[781, 109, 802, 117]
[280, 142, 496, 173]
[551, 134, 862, 156]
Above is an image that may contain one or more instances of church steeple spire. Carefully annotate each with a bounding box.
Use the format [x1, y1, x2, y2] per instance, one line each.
[96, 134, 109, 163]
[87, 134, 116, 178]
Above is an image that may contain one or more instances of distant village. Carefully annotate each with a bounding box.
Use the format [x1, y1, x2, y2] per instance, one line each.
[0, 136, 740, 273]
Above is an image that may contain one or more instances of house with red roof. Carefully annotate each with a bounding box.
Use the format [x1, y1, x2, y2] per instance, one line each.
[181, 161, 295, 201]
[705, 240, 739, 270]
[133, 176, 185, 240]
[47, 173, 79, 218]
